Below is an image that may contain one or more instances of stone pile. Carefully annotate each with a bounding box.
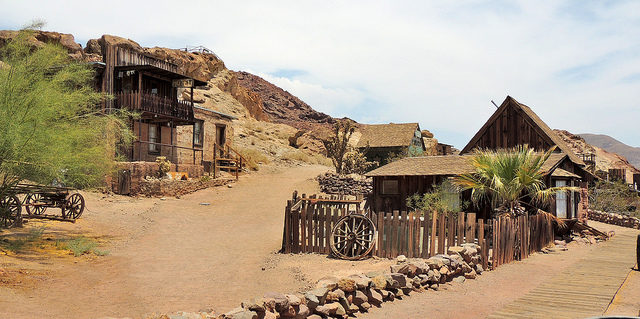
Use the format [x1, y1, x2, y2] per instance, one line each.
[138, 177, 234, 197]
[316, 173, 372, 195]
[215, 243, 483, 319]
[588, 210, 640, 229]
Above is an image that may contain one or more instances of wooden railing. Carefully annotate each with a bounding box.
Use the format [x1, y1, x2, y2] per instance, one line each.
[212, 143, 246, 180]
[281, 192, 556, 270]
[114, 91, 194, 121]
[114, 46, 179, 73]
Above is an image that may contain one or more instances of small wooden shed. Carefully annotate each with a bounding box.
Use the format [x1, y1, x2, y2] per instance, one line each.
[356, 123, 426, 165]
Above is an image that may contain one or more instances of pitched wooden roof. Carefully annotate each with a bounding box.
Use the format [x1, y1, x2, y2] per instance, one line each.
[356, 123, 420, 148]
[366, 155, 476, 176]
[461, 96, 584, 166]
[367, 152, 569, 177]
[551, 168, 581, 179]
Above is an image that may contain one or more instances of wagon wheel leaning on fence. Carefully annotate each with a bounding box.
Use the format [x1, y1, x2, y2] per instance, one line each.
[330, 211, 377, 260]
[0, 195, 22, 228]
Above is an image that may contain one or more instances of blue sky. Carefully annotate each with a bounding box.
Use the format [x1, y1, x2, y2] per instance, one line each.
[1, 0, 639, 149]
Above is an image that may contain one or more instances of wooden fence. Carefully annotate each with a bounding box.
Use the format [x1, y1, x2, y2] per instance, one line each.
[281, 192, 555, 270]
[491, 213, 554, 269]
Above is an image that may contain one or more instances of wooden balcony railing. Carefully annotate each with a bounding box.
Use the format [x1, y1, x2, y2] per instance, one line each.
[114, 91, 194, 121]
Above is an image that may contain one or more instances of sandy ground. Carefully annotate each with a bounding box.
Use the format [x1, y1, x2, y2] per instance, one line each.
[1, 165, 638, 319]
[0, 164, 392, 319]
[358, 221, 640, 319]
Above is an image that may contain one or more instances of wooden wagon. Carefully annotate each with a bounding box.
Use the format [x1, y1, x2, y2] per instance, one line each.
[0, 183, 85, 228]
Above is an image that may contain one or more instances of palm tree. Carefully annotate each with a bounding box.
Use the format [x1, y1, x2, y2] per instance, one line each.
[454, 145, 577, 219]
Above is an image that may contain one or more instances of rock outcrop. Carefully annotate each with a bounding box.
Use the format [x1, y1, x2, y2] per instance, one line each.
[235, 71, 335, 132]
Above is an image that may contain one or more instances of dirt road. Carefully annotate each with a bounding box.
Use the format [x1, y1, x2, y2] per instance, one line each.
[0, 164, 392, 318]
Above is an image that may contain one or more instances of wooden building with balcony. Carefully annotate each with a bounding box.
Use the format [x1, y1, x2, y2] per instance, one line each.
[93, 45, 239, 194]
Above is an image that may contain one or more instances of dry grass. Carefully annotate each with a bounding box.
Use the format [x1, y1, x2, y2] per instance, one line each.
[281, 150, 332, 166]
[238, 146, 271, 171]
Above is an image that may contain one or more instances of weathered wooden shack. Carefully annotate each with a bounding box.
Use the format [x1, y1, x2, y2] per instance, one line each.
[356, 123, 426, 165]
[367, 96, 592, 219]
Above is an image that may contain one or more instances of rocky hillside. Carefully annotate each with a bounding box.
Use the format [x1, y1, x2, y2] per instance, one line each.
[235, 71, 334, 132]
[579, 133, 640, 169]
[554, 130, 640, 176]
[0, 29, 337, 161]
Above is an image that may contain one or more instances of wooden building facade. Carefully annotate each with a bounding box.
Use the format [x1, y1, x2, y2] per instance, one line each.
[367, 96, 592, 220]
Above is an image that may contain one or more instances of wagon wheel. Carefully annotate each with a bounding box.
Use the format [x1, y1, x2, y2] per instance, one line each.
[330, 214, 377, 260]
[65, 193, 85, 219]
[0, 195, 22, 228]
[25, 193, 47, 215]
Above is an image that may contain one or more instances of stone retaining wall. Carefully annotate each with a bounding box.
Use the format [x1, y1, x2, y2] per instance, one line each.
[588, 209, 640, 229]
[316, 173, 372, 195]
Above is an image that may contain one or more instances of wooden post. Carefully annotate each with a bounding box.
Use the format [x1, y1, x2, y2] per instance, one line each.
[429, 211, 437, 256]
[458, 213, 465, 246]
[422, 210, 430, 258]
[213, 143, 217, 178]
[636, 234, 639, 271]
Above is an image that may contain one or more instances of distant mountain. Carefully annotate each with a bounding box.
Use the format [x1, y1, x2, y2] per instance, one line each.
[579, 134, 640, 169]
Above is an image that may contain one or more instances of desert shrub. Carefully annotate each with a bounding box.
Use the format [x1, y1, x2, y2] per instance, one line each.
[56, 237, 108, 257]
[590, 180, 640, 215]
[281, 150, 311, 163]
[155, 156, 171, 177]
[238, 147, 271, 171]
[342, 150, 378, 175]
[0, 226, 45, 253]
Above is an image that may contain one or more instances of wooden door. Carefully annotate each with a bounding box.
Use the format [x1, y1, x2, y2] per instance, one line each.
[555, 180, 567, 218]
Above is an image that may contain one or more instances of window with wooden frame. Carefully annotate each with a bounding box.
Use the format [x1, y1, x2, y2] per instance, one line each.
[193, 120, 204, 147]
[148, 123, 160, 154]
[381, 179, 399, 195]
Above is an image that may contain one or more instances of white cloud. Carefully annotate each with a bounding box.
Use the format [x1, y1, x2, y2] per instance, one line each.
[2, 0, 639, 148]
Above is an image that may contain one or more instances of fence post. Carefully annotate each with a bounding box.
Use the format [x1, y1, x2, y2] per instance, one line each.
[636, 234, 639, 271]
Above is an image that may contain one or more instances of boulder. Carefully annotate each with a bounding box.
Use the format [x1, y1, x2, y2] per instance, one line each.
[337, 278, 357, 293]
[447, 246, 465, 256]
[464, 269, 477, 279]
[389, 273, 407, 288]
[352, 290, 368, 306]
[316, 276, 339, 290]
[396, 255, 408, 263]
[475, 264, 484, 274]
[452, 276, 466, 283]
[295, 304, 310, 319]
[348, 273, 372, 289]
[371, 275, 389, 290]
[390, 263, 419, 277]
[308, 287, 329, 304]
[285, 294, 301, 307]
[359, 302, 372, 311]
[304, 293, 319, 310]
[241, 299, 265, 313]
[314, 302, 339, 316]
[263, 292, 289, 313]
[223, 308, 258, 319]
[365, 288, 383, 305]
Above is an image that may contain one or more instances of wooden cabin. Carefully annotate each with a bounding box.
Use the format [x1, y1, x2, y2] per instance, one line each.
[367, 96, 592, 219]
[355, 123, 426, 165]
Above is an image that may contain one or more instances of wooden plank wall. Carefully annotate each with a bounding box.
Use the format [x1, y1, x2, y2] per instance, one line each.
[281, 193, 492, 261]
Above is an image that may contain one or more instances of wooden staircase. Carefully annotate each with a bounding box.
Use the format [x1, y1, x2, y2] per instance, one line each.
[213, 143, 245, 180]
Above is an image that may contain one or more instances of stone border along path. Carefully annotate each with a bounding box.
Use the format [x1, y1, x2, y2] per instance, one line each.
[488, 231, 638, 319]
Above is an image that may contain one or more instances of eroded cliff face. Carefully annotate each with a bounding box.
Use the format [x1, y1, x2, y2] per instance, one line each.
[234, 71, 335, 131]
[555, 129, 640, 175]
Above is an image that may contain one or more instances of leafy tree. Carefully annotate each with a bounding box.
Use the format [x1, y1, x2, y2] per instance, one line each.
[453, 145, 577, 219]
[323, 119, 356, 175]
[0, 28, 133, 204]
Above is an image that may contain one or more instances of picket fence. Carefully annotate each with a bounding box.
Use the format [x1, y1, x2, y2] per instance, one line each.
[281, 193, 555, 270]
